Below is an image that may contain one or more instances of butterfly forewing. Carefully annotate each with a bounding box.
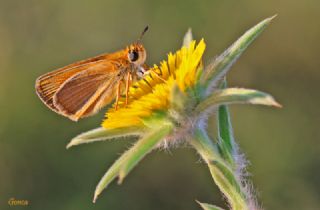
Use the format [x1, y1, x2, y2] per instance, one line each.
[36, 54, 126, 121]
[35, 54, 110, 111]
[53, 61, 120, 121]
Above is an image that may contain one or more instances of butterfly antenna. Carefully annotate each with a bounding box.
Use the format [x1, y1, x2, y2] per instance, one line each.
[137, 26, 149, 42]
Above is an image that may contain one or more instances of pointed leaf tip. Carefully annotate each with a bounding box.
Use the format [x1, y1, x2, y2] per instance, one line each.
[268, 14, 278, 21]
[202, 16, 276, 94]
[93, 192, 98, 203]
[66, 127, 143, 149]
[249, 94, 282, 108]
[196, 88, 281, 114]
[259, 14, 277, 26]
[92, 124, 173, 203]
[183, 28, 193, 47]
[197, 200, 225, 210]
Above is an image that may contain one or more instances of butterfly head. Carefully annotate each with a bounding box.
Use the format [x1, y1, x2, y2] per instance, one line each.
[127, 43, 146, 66]
[127, 26, 148, 66]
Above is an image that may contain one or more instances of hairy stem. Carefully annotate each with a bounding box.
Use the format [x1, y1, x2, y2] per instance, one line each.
[190, 127, 249, 210]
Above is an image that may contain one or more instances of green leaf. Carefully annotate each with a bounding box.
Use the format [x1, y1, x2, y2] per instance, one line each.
[201, 15, 276, 94]
[218, 96, 234, 151]
[66, 126, 143, 149]
[217, 80, 236, 166]
[195, 87, 281, 114]
[183, 28, 193, 47]
[217, 104, 236, 166]
[93, 122, 173, 203]
[197, 201, 225, 210]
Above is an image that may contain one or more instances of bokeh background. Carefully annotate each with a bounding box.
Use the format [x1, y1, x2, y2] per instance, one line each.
[0, 0, 319, 209]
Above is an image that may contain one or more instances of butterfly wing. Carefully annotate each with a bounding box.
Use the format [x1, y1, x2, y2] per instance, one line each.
[53, 61, 121, 121]
[35, 54, 109, 111]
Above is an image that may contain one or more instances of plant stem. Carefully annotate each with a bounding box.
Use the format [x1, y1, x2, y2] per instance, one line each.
[190, 127, 249, 210]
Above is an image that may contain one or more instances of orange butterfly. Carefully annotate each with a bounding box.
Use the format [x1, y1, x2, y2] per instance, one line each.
[35, 27, 150, 121]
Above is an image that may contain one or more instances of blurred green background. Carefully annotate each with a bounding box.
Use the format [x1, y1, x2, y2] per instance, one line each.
[0, 0, 319, 209]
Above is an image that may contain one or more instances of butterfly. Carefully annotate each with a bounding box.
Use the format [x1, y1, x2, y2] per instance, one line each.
[35, 26, 150, 121]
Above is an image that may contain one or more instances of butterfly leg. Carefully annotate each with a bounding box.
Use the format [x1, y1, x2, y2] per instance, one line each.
[125, 72, 131, 106]
[115, 80, 122, 110]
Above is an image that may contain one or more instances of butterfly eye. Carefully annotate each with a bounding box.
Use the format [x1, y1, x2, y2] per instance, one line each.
[128, 51, 139, 62]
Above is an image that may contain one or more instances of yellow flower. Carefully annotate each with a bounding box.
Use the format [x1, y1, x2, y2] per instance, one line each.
[102, 39, 206, 129]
